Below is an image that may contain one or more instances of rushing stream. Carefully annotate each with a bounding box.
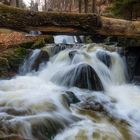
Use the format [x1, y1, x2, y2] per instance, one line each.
[0, 42, 140, 140]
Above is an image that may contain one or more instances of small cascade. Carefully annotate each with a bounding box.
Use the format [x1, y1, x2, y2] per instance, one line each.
[19, 49, 49, 75]
[54, 35, 78, 44]
[0, 43, 140, 140]
[19, 49, 41, 75]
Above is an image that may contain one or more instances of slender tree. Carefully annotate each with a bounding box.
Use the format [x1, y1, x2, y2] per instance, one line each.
[44, 0, 47, 11]
[92, 0, 96, 13]
[16, 0, 19, 7]
[84, 0, 88, 13]
[79, 0, 82, 13]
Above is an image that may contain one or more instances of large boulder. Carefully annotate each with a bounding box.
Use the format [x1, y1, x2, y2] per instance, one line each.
[68, 50, 78, 60]
[0, 47, 27, 78]
[52, 63, 104, 91]
[61, 91, 80, 109]
[96, 51, 111, 68]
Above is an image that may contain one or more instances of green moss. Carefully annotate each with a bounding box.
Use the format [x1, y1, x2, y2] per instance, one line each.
[0, 47, 27, 78]
[44, 35, 54, 43]
[6, 47, 27, 71]
[31, 38, 45, 49]
[19, 41, 35, 49]
[84, 36, 93, 43]
[0, 57, 10, 78]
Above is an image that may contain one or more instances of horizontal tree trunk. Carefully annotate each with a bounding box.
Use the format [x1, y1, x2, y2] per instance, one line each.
[0, 4, 140, 38]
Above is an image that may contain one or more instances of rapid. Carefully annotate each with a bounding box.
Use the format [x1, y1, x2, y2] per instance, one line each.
[0, 40, 140, 140]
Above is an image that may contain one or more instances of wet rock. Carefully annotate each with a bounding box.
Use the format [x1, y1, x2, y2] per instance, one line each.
[0, 107, 32, 116]
[0, 47, 27, 78]
[53, 44, 67, 55]
[31, 38, 45, 49]
[0, 135, 23, 140]
[31, 50, 49, 71]
[96, 51, 111, 67]
[68, 50, 78, 60]
[61, 91, 80, 108]
[53, 63, 104, 91]
[0, 57, 10, 78]
[69, 63, 103, 91]
[80, 100, 105, 112]
[44, 35, 54, 44]
[31, 117, 67, 140]
[50, 44, 73, 56]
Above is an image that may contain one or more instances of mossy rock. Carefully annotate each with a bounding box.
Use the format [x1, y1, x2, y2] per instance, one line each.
[0, 47, 27, 78]
[0, 57, 10, 78]
[7, 47, 27, 71]
[84, 36, 93, 43]
[0, 57, 10, 70]
[31, 38, 45, 49]
[0, 35, 54, 78]
[105, 37, 140, 47]
[44, 35, 54, 43]
[19, 41, 35, 49]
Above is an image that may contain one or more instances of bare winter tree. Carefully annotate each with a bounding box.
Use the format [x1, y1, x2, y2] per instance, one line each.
[79, 0, 82, 13]
[92, 0, 96, 13]
[84, 0, 88, 13]
[44, 0, 47, 11]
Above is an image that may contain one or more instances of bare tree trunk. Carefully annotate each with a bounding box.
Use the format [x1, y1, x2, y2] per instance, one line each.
[44, 0, 47, 11]
[84, 0, 88, 13]
[69, 1, 72, 12]
[79, 0, 82, 13]
[16, 0, 19, 7]
[10, 0, 16, 7]
[92, 0, 96, 13]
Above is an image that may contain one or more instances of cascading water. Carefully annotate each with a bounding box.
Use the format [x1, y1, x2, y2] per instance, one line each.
[19, 49, 41, 75]
[0, 43, 140, 140]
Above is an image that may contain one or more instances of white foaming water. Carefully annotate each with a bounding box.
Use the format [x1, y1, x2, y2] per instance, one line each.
[19, 49, 41, 75]
[0, 43, 140, 140]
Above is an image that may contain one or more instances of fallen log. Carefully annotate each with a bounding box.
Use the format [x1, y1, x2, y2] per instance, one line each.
[0, 4, 140, 39]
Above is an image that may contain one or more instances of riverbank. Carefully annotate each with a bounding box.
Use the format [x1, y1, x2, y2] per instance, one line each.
[0, 31, 54, 78]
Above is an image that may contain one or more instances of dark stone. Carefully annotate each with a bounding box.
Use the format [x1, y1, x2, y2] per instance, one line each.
[96, 51, 111, 67]
[31, 117, 69, 140]
[81, 100, 105, 112]
[31, 115, 81, 140]
[52, 63, 104, 91]
[0, 47, 27, 79]
[31, 38, 45, 49]
[0, 107, 32, 116]
[62, 91, 80, 107]
[31, 50, 49, 71]
[52, 44, 73, 55]
[53, 44, 67, 55]
[68, 50, 78, 60]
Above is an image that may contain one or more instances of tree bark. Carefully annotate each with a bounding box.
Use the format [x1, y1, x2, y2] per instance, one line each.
[0, 4, 140, 39]
[44, 0, 47, 11]
[84, 0, 88, 13]
[92, 0, 96, 13]
[79, 0, 82, 13]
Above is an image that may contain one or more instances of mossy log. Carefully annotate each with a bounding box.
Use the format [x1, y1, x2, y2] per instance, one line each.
[0, 4, 140, 39]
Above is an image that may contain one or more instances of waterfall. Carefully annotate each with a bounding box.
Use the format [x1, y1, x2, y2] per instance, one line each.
[54, 35, 79, 44]
[19, 49, 41, 75]
[0, 43, 140, 140]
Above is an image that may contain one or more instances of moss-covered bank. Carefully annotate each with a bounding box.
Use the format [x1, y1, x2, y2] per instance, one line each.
[0, 35, 54, 78]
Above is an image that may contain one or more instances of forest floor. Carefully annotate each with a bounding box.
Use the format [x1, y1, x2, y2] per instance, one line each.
[0, 30, 36, 52]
